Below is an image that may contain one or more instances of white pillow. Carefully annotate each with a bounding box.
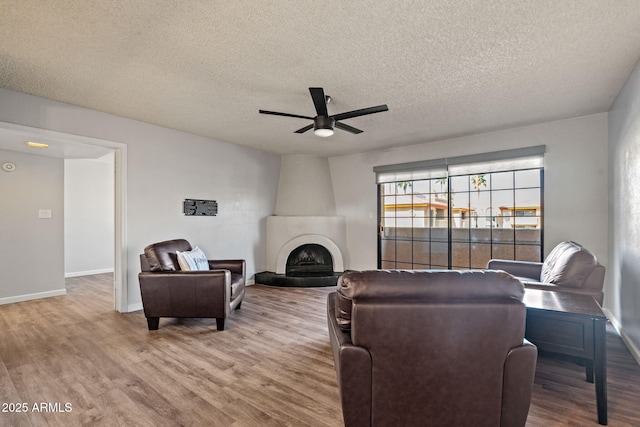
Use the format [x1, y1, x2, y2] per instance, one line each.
[176, 246, 209, 271]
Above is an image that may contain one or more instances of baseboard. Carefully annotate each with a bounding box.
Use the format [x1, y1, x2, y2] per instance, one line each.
[0, 289, 67, 306]
[246, 278, 256, 286]
[127, 302, 143, 313]
[619, 330, 640, 366]
[65, 268, 114, 278]
[603, 308, 640, 366]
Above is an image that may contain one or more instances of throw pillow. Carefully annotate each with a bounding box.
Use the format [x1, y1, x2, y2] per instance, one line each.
[176, 246, 209, 271]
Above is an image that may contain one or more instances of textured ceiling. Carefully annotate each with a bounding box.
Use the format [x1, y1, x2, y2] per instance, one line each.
[2, 1, 640, 157]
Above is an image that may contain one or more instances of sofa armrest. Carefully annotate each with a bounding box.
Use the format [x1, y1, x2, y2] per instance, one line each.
[501, 339, 537, 427]
[208, 259, 246, 277]
[138, 270, 231, 318]
[488, 259, 543, 281]
[327, 292, 372, 427]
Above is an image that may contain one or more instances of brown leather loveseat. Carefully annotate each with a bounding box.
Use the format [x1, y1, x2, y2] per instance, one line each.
[488, 240, 605, 305]
[138, 239, 245, 331]
[327, 269, 537, 427]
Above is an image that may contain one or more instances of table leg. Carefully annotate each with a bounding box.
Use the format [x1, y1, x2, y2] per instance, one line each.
[585, 359, 594, 383]
[593, 317, 607, 425]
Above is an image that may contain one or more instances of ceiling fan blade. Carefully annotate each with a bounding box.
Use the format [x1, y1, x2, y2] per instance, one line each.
[294, 124, 314, 134]
[259, 110, 314, 120]
[331, 104, 389, 121]
[309, 87, 328, 117]
[335, 121, 363, 134]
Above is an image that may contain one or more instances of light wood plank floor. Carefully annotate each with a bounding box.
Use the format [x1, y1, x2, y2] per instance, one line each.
[0, 274, 639, 426]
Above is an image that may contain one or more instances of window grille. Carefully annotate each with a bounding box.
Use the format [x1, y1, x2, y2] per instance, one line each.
[375, 146, 544, 270]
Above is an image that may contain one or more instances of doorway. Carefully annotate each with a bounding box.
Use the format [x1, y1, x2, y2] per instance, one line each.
[0, 121, 128, 312]
[64, 153, 115, 278]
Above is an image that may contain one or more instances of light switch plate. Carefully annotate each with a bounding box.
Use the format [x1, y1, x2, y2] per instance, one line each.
[39, 209, 52, 219]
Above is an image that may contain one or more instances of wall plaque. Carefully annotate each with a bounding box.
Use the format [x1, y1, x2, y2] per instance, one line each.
[183, 199, 218, 216]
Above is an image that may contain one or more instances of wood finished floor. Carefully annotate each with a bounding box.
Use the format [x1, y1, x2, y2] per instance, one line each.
[0, 274, 639, 426]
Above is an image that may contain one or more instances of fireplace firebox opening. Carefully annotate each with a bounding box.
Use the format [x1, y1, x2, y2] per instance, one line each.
[286, 244, 334, 277]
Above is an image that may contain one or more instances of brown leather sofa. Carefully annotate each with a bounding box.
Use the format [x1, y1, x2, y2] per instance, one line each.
[138, 239, 245, 331]
[327, 269, 537, 427]
[488, 240, 605, 305]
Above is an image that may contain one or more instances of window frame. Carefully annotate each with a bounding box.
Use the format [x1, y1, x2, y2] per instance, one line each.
[376, 152, 544, 270]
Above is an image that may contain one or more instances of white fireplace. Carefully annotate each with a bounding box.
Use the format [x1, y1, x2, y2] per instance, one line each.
[264, 154, 347, 276]
[266, 216, 346, 274]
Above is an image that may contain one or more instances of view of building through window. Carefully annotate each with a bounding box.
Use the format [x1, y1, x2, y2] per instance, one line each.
[379, 168, 543, 270]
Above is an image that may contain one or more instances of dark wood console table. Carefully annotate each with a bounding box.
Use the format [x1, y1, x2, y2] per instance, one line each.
[523, 289, 607, 425]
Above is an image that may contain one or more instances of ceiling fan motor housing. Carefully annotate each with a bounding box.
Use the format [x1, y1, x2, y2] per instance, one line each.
[314, 115, 335, 132]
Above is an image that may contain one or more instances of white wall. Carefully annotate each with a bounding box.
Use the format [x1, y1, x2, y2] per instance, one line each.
[64, 154, 114, 277]
[0, 88, 281, 311]
[275, 155, 336, 215]
[608, 57, 640, 360]
[0, 149, 65, 303]
[329, 113, 609, 275]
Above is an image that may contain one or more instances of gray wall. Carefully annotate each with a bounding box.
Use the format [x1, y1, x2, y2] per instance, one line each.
[0, 88, 281, 310]
[64, 155, 114, 277]
[0, 149, 65, 302]
[609, 58, 640, 359]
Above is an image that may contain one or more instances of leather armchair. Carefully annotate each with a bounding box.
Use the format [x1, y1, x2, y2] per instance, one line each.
[488, 240, 605, 305]
[138, 239, 245, 331]
[327, 269, 537, 427]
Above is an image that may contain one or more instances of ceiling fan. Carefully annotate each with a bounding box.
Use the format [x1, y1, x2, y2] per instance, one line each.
[259, 87, 388, 137]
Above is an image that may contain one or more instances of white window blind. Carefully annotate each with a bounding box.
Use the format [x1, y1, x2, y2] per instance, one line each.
[374, 145, 545, 183]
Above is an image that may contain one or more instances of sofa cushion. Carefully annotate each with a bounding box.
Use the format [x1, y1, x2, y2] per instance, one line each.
[230, 273, 244, 299]
[144, 239, 192, 271]
[540, 241, 597, 288]
[176, 246, 209, 271]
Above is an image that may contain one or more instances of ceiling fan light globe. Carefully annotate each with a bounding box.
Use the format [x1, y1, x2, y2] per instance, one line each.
[313, 115, 335, 137]
[314, 128, 334, 137]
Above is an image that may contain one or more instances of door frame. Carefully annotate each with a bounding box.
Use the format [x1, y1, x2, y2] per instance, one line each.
[0, 121, 128, 312]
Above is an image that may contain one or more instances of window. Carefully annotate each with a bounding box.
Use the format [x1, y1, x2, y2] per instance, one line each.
[375, 146, 544, 270]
